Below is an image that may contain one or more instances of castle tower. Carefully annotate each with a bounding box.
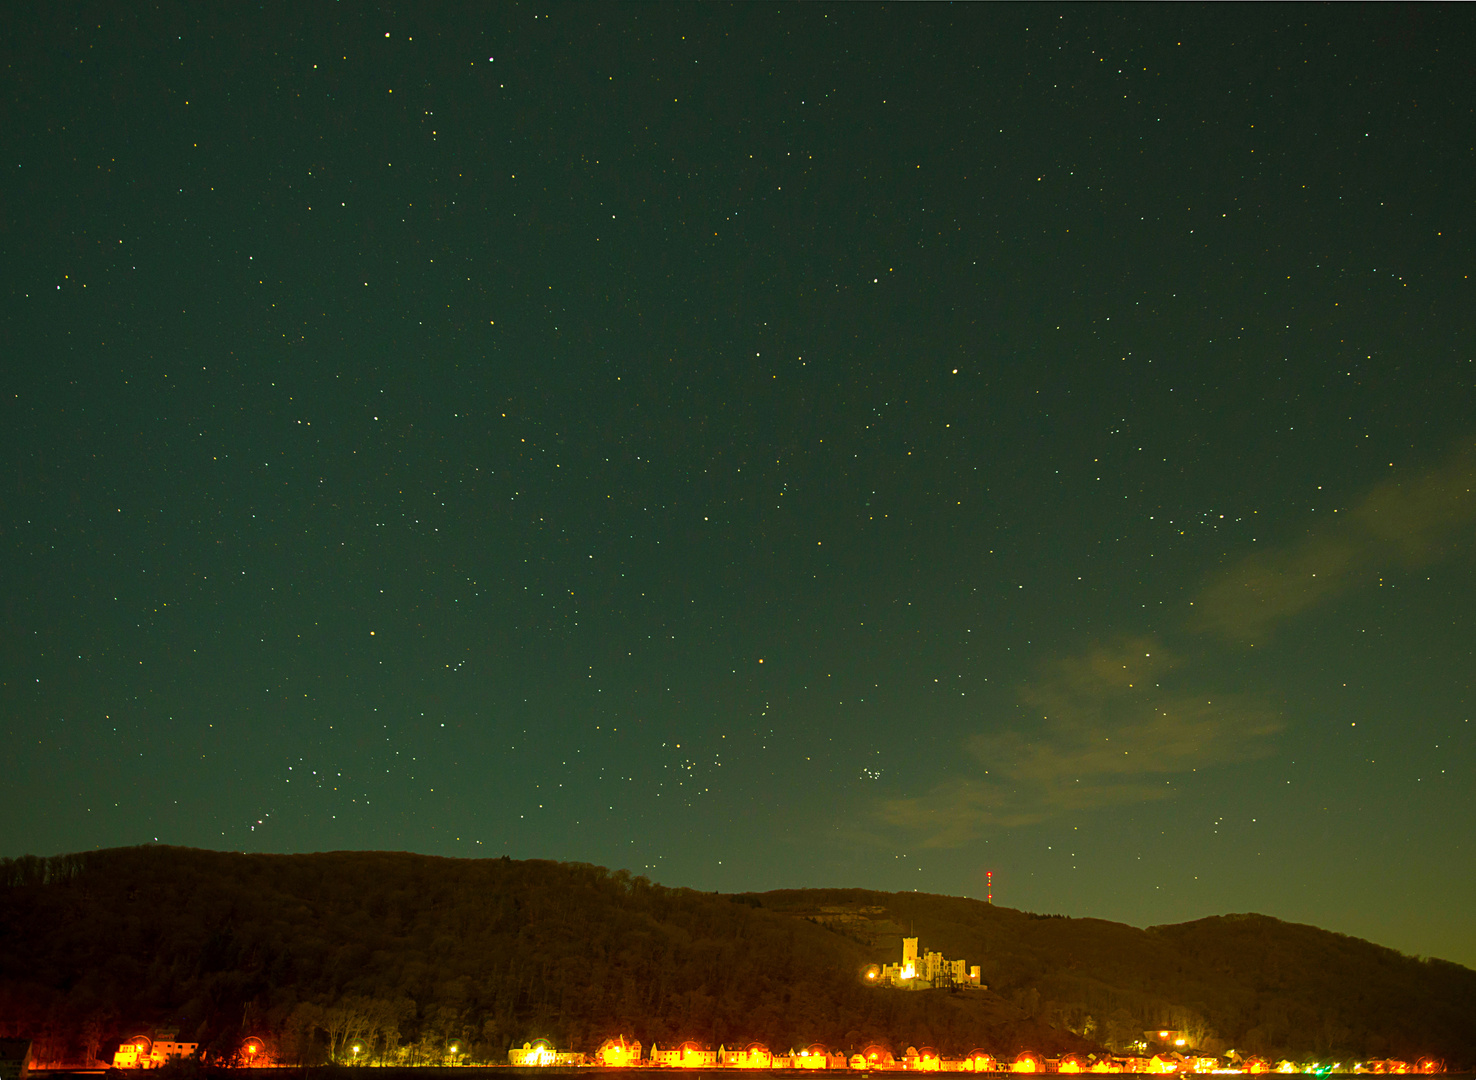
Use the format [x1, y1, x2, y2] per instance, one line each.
[902, 937, 918, 977]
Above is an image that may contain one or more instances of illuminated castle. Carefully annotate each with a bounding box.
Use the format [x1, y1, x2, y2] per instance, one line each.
[874, 936, 981, 990]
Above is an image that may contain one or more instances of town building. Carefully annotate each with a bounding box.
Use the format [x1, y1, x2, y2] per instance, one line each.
[650, 1042, 717, 1068]
[714, 1044, 773, 1068]
[717, 1044, 772, 1069]
[778, 1044, 835, 1070]
[596, 1037, 642, 1068]
[0, 1039, 32, 1080]
[908, 1046, 942, 1071]
[112, 1038, 199, 1069]
[508, 1041, 584, 1066]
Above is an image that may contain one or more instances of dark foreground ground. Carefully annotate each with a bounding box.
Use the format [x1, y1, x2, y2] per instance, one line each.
[26, 1071, 1476, 1080]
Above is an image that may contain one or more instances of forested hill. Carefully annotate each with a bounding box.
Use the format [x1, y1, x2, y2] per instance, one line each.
[749, 889, 1475, 1066]
[0, 848, 1471, 1069]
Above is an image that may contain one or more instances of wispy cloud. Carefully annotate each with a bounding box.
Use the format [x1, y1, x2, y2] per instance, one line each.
[1192, 442, 1476, 640]
[878, 639, 1280, 846]
[876, 441, 1474, 844]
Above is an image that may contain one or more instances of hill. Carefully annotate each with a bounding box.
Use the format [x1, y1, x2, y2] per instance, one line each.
[0, 848, 1470, 1067]
[750, 889, 1475, 1065]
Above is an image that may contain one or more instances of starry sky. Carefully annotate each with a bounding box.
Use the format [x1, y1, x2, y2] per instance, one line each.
[4, 6, 1474, 967]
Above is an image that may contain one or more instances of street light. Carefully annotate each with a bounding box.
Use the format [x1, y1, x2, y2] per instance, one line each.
[352, 1045, 360, 1065]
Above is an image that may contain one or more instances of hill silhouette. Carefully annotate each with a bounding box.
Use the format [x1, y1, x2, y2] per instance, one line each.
[0, 847, 1470, 1068]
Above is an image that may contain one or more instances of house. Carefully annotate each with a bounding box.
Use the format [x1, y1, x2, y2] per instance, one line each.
[718, 1044, 772, 1069]
[153, 1042, 199, 1065]
[962, 1051, 997, 1073]
[115, 1039, 191, 1069]
[651, 1042, 716, 1068]
[0, 1039, 32, 1080]
[791, 1045, 830, 1070]
[596, 1037, 642, 1068]
[112, 1037, 199, 1070]
[508, 1042, 583, 1066]
[913, 1047, 941, 1072]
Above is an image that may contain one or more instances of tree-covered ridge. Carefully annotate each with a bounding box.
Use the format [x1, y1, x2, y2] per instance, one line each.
[750, 890, 1475, 1065]
[0, 848, 1470, 1068]
[0, 848, 1079, 1066]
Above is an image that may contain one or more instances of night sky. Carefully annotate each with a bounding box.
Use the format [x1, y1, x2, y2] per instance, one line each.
[4, 6, 1474, 967]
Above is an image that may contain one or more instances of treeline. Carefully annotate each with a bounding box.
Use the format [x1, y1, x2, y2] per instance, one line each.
[0, 848, 1471, 1069]
[749, 889, 1476, 1067]
[0, 847, 1083, 1067]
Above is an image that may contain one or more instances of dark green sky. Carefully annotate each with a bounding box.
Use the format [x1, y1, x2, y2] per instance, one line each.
[4, 5, 1473, 966]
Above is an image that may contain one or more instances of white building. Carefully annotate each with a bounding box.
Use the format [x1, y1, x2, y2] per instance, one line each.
[112, 1039, 199, 1069]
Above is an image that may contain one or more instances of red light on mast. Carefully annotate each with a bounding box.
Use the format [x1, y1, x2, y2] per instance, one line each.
[986, 870, 993, 904]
